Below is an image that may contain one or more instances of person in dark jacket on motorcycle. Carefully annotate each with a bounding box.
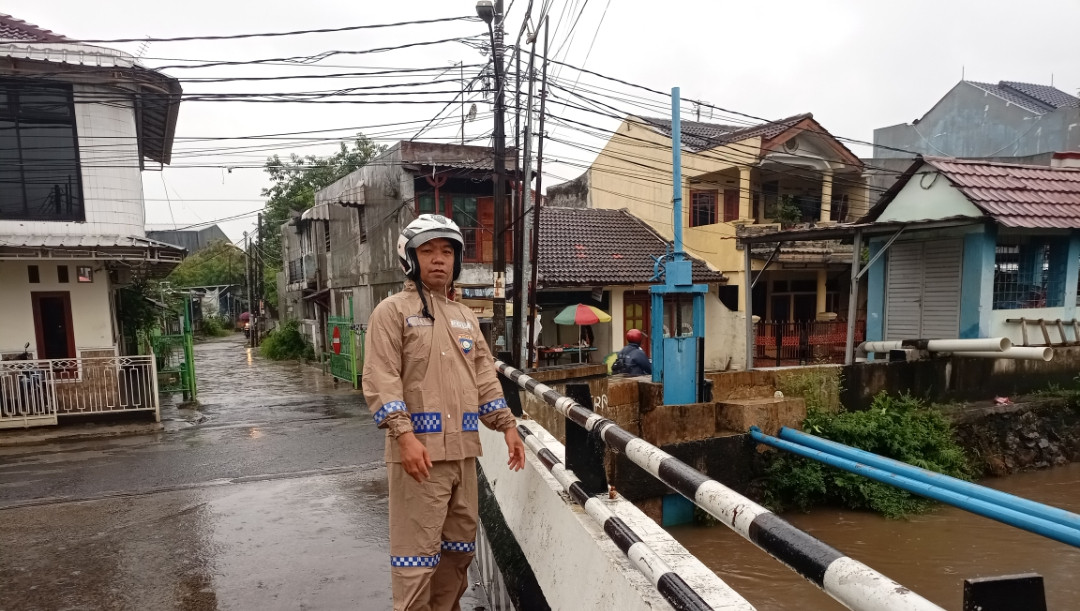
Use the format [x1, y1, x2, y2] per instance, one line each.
[612, 328, 651, 375]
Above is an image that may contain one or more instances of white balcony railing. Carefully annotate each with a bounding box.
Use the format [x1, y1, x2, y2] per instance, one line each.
[0, 355, 160, 429]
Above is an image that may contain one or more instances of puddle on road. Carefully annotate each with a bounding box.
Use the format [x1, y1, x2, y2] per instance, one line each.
[0, 469, 394, 610]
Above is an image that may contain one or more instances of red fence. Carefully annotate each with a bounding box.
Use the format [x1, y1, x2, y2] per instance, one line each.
[755, 320, 865, 366]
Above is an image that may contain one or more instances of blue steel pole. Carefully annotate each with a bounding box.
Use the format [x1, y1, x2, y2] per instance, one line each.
[671, 86, 683, 259]
[778, 427, 1080, 532]
[750, 427, 1080, 549]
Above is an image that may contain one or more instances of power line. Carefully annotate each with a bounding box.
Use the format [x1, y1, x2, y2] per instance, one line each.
[24, 16, 479, 44]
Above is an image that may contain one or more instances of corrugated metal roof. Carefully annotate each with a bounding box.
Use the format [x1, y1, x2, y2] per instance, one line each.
[864, 157, 1080, 229]
[0, 234, 184, 250]
[538, 207, 726, 286]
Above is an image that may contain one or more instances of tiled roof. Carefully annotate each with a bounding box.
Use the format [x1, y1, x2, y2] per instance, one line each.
[640, 113, 812, 152]
[537, 207, 726, 286]
[0, 234, 184, 250]
[0, 13, 67, 42]
[1001, 81, 1080, 109]
[865, 157, 1080, 229]
[966, 81, 1079, 114]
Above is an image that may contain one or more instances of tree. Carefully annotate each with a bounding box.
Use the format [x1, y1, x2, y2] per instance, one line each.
[259, 134, 385, 310]
[167, 239, 246, 288]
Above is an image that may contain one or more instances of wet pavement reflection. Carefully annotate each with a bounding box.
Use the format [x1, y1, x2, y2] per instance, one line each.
[0, 334, 489, 610]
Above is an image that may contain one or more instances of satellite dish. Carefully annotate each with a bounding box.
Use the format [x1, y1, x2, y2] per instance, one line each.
[467, 104, 477, 121]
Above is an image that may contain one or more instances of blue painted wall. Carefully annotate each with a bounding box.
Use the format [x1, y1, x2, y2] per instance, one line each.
[959, 227, 996, 338]
[1063, 234, 1080, 338]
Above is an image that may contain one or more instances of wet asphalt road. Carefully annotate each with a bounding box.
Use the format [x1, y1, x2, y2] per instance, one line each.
[0, 334, 489, 610]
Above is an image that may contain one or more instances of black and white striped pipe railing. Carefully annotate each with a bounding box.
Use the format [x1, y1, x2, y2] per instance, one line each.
[517, 422, 715, 611]
[496, 360, 944, 611]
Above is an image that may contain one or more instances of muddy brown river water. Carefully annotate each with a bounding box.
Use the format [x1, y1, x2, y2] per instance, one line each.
[669, 462, 1080, 610]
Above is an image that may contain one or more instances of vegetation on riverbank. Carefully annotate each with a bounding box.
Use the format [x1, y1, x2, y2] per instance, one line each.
[260, 320, 316, 361]
[763, 392, 972, 518]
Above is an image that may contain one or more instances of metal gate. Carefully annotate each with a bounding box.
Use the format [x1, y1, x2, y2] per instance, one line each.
[152, 298, 197, 402]
[325, 296, 361, 388]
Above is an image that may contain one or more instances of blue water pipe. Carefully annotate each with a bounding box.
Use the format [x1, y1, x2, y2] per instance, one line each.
[749, 427, 1080, 549]
[778, 426, 1080, 533]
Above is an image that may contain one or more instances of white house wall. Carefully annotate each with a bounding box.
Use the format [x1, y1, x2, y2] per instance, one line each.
[876, 171, 984, 223]
[990, 307, 1068, 345]
[0, 260, 115, 354]
[0, 84, 146, 239]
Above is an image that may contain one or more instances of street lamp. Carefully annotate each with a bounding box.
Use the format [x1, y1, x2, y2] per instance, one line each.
[477, 0, 508, 357]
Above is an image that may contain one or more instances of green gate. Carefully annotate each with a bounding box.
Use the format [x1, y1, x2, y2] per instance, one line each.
[325, 296, 362, 388]
[151, 298, 198, 402]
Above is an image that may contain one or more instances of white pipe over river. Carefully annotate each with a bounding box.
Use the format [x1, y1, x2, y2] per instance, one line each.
[859, 337, 1011, 354]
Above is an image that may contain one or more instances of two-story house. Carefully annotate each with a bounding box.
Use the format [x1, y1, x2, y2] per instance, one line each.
[547, 112, 871, 367]
[281, 141, 518, 366]
[0, 14, 183, 427]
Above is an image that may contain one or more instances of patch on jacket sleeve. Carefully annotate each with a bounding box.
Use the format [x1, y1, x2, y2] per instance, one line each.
[479, 397, 507, 415]
[458, 334, 474, 354]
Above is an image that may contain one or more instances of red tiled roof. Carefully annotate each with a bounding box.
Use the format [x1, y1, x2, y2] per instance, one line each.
[0, 13, 67, 42]
[865, 157, 1080, 229]
[538, 207, 726, 286]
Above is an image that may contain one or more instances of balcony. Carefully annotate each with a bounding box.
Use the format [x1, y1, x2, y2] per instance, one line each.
[738, 223, 854, 264]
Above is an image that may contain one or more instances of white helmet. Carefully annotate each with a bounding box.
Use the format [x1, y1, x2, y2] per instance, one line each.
[397, 214, 464, 280]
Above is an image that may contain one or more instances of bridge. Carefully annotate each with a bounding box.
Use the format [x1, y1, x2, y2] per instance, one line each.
[469, 360, 1067, 611]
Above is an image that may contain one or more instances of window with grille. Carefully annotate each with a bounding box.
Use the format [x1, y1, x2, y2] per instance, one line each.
[0, 79, 84, 221]
[690, 190, 717, 227]
[451, 196, 480, 261]
[993, 236, 1065, 309]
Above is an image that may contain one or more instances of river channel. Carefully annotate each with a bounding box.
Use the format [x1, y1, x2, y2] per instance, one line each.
[669, 462, 1080, 610]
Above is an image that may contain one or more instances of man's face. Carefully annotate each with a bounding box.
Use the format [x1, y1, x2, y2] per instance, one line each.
[416, 237, 455, 291]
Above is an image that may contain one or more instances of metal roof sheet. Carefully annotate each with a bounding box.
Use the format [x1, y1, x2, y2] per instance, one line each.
[0, 234, 184, 251]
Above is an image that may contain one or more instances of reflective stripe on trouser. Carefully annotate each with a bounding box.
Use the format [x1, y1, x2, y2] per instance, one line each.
[389, 458, 477, 611]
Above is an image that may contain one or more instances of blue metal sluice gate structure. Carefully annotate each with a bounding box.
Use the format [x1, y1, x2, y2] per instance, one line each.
[650, 87, 707, 406]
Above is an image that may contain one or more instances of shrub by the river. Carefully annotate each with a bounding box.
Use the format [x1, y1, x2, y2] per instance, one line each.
[260, 320, 315, 361]
[763, 392, 972, 518]
[199, 315, 232, 338]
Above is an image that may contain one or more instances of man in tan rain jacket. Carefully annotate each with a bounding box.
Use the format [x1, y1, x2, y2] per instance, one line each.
[363, 214, 525, 611]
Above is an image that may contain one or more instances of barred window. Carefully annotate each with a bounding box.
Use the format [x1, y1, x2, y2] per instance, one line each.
[690, 190, 717, 227]
[993, 236, 1065, 309]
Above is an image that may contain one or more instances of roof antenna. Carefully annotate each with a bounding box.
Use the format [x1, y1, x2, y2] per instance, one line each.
[1051, 73, 1054, 86]
[961, 65, 965, 81]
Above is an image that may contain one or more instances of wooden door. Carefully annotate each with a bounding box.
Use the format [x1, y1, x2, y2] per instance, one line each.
[623, 292, 650, 356]
[32, 292, 76, 360]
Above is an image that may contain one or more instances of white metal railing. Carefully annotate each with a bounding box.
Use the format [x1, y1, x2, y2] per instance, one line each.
[0, 355, 160, 429]
[0, 359, 58, 428]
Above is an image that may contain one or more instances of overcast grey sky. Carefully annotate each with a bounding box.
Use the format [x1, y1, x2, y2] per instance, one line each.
[9, 0, 1079, 242]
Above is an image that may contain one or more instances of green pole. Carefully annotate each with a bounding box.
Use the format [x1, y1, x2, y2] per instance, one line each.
[349, 295, 358, 388]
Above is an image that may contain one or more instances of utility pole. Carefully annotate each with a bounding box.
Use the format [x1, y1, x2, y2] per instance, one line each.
[526, 18, 548, 369]
[245, 230, 253, 349]
[477, 0, 507, 356]
[255, 212, 263, 347]
[515, 18, 541, 368]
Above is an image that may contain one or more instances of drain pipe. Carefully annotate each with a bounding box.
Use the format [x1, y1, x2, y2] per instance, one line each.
[856, 337, 1012, 360]
[777, 427, 1080, 532]
[955, 347, 1053, 361]
[750, 427, 1080, 549]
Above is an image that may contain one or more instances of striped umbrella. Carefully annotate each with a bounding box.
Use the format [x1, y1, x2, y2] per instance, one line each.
[553, 304, 611, 363]
[553, 304, 612, 325]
